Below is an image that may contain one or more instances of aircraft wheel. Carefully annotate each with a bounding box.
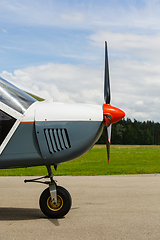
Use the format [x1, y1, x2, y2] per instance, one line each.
[39, 186, 72, 218]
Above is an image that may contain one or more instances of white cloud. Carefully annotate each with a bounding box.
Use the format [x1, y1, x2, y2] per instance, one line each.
[1, 28, 7, 33]
[110, 58, 160, 121]
[1, 63, 103, 104]
[89, 31, 160, 62]
[86, 28, 160, 122]
[1, 56, 160, 122]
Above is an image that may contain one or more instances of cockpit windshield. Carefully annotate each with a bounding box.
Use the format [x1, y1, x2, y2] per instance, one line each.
[0, 77, 36, 114]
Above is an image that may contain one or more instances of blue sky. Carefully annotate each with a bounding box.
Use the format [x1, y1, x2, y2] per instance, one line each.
[1, 0, 160, 121]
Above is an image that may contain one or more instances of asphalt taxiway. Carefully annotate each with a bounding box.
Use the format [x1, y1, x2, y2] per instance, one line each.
[0, 175, 160, 240]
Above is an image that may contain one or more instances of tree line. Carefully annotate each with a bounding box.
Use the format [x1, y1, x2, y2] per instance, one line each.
[97, 118, 160, 145]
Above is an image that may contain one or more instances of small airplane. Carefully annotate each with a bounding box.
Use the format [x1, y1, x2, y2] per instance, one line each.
[0, 42, 125, 218]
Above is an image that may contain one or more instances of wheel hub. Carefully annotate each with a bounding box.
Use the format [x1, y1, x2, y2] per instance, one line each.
[47, 195, 63, 211]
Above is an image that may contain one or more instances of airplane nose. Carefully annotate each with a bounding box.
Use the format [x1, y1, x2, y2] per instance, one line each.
[103, 104, 125, 125]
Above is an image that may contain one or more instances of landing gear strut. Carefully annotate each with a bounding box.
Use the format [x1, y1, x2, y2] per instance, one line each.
[24, 165, 72, 218]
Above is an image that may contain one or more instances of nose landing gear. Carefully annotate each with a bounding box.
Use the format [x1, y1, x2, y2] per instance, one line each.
[24, 165, 72, 218]
[40, 185, 72, 218]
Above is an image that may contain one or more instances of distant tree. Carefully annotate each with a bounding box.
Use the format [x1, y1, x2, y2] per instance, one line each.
[143, 129, 153, 145]
[96, 118, 160, 145]
[111, 124, 125, 144]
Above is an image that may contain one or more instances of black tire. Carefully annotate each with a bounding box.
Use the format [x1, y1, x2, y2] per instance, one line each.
[39, 186, 72, 218]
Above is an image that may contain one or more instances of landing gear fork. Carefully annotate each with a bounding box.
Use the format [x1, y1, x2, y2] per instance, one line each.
[46, 165, 57, 205]
[24, 165, 72, 218]
[24, 165, 57, 205]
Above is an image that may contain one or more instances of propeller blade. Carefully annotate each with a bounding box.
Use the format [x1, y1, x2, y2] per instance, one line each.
[105, 126, 110, 163]
[103, 41, 125, 163]
[104, 115, 111, 163]
[108, 125, 112, 143]
[104, 41, 111, 104]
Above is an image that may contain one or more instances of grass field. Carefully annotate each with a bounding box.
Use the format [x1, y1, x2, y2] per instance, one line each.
[0, 145, 160, 176]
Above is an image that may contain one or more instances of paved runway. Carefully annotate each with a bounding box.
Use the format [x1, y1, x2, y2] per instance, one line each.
[0, 175, 160, 240]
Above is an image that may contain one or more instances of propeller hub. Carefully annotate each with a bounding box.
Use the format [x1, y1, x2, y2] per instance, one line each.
[103, 104, 125, 125]
[103, 114, 111, 127]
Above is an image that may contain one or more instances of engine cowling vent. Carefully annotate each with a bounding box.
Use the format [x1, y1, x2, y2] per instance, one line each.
[44, 128, 71, 154]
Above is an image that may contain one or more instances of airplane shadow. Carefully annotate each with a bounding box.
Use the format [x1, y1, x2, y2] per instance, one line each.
[0, 207, 44, 221]
[0, 206, 79, 225]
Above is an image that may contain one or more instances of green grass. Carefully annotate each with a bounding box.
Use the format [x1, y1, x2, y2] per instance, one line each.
[0, 145, 160, 176]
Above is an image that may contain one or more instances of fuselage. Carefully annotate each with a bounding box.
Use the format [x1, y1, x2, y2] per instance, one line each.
[0, 76, 126, 169]
[0, 92, 103, 169]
